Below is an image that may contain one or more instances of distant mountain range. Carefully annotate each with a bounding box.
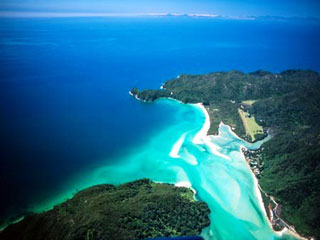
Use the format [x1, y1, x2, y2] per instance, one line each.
[0, 11, 319, 22]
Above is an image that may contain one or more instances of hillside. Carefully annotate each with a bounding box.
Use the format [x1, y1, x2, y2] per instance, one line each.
[131, 70, 320, 239]
[0, 179, 210, 240]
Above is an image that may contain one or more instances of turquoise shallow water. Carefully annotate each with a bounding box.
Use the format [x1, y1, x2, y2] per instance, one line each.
[29, 98, 299, 240]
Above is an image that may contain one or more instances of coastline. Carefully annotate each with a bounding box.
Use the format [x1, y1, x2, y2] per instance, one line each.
[189, 101, 287, 238]
[130, 90, 309, 239]
[175, 181, 197, 196]
[130, 91, 272, 226]
[129, 90, 147, 102]
[192, 103, 211, 144]
[194, 102, 276, 230]
[198, 102, 307, 240]
[192, 100, 307, 239]
[239, 145, 280, 231]
[192, 100, 269, 226]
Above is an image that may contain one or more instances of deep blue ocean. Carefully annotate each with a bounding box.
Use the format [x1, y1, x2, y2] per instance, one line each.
[0, 16, 319, 224]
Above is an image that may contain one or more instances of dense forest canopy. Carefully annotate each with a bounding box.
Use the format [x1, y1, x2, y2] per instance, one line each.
[0, 179, 210, 240]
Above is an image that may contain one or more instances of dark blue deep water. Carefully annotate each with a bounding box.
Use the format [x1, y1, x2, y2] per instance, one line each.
[0, 17, 319, 221]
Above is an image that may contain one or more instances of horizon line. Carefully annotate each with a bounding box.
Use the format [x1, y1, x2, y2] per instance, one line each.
[0, 11, 319, 21]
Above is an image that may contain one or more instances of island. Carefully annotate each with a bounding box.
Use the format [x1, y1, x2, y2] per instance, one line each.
[130, 70, 320, 239]
[0, 179, 210, 240]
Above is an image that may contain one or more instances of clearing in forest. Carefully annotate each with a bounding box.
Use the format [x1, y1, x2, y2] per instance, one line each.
[238, 108, 263, 141]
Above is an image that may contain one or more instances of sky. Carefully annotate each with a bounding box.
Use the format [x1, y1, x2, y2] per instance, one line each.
[0, 0, 320, 18]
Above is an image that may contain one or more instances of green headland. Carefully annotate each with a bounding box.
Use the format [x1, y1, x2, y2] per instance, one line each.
[0, 179, 210, 240]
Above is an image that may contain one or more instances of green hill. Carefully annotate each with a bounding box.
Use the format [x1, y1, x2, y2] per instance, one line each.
[0, 179, 210, 240]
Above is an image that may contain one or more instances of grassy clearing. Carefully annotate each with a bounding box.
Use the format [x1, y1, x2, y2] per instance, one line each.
[238, 108, 263, 141]
[242, 100, 257, 105]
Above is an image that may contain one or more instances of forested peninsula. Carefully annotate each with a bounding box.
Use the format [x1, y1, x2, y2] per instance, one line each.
[131, 70, 320, 239]
[0, 179, 210, 240]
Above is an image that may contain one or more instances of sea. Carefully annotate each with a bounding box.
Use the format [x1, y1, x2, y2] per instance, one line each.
[0, 16, 319, 239]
